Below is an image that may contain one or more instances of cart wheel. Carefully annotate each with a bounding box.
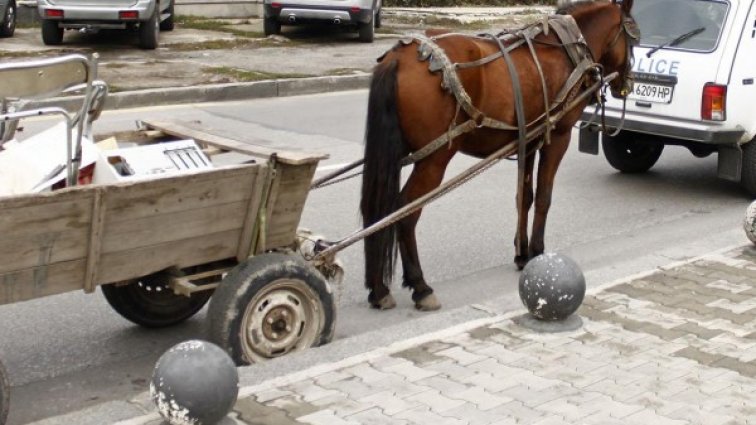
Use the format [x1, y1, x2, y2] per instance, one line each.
[206, 253, 335, 365]
[102, 271, 212, 328]
[0, 359, 9, 425]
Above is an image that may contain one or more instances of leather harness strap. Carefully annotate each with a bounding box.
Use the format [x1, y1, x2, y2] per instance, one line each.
[401, 15, 597, 167]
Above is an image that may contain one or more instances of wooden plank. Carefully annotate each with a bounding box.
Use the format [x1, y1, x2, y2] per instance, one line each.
[264, 163, 318, 250]
[0, 259, 86, 306]
[140, 120, 328, 166]
[0, 190, 94, 241]
[97, 230, 240, 284]
[0, 229, 89, 275]
[236, 164, 269, 260]
[83, 187, 106, 293]
[103, 165, 258, 223]
[102, 201, 247, 254]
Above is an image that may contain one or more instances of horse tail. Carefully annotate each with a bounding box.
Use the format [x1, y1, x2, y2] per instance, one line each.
[361, 58, 404, 290]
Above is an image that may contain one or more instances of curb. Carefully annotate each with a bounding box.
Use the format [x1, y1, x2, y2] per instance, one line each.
[39, 74, 372, 112]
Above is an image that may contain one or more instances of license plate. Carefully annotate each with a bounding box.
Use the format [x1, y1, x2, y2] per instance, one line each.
[629, 82, 674, 104]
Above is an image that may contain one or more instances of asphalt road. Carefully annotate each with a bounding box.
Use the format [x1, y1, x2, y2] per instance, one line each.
[1, 90, 752, 424]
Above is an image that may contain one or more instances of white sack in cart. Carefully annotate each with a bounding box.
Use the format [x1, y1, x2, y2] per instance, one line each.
[0, 122, 98, 196]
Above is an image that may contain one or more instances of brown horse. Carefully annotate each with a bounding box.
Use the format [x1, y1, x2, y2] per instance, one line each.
[360, 0, 638, 311]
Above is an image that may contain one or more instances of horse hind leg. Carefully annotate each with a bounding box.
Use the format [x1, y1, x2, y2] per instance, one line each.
[398, 160, 449, 311]
[514, 152, 537, 270]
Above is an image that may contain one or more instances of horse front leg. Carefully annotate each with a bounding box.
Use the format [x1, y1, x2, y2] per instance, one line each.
[514, 152, 537, 270]
[530, 131, 570, 259]
[398, 160, 448, 311]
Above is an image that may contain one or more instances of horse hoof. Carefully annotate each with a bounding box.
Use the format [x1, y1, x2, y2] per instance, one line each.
[515, 256, 528, 271]
[414, 293, 441, 311]
[371, 294, 396, 310]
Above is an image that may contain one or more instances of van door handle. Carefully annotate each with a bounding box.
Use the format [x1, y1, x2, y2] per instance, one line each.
[635, 101, 652, 108]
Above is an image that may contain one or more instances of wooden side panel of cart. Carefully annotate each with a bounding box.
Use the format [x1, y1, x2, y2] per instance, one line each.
[0, 158, 318, 307]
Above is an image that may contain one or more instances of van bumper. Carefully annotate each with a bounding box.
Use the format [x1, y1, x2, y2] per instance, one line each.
[579, 111, 745, 145]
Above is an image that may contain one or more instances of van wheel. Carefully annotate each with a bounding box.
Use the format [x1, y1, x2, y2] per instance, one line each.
[41, 20, 63, 45]
[602, 131, 663, 173]
[358, 14, 374, 43]
[741, 141, 756, 196]
[0, 0, 16, 38]
[138, 7, 159, 49]
[159, 0, 174, 31]
[263, 17, 280, 36]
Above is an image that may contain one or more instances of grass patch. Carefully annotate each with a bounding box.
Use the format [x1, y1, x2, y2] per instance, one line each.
[203, 66, 314, 82]
[175, 15, 264, 38]
[169, 38, 256, 51]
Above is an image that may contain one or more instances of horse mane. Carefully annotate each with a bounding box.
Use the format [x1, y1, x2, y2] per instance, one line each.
[556, 0, 607, 15]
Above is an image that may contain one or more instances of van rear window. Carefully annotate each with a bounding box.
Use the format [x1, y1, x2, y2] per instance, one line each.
[633, 0, 729, 52]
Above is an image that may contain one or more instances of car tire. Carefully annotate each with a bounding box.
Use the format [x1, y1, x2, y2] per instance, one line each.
[358, 14, 374, 43]
[740, 140, 756, 196]
[41, 19, 63, 45]
[159, 0, 174, 32]
[0, 0, 16, 38]
[602, 131, 664, 173]
[263, 16, 280, 36]
[138, 6, 159, 49]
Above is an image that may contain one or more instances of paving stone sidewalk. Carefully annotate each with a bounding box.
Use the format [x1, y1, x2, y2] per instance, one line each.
[124, 245, 756, 425]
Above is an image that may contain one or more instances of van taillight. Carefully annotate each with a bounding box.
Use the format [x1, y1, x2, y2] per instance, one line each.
[702, 83, 726, 121]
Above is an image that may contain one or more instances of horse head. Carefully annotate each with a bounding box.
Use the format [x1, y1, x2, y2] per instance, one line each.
[603, 0, 640, 99]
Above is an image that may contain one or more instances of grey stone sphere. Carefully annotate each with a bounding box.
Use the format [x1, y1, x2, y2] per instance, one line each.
[150, 340, 239, 425]
[519, 253, 586, 321]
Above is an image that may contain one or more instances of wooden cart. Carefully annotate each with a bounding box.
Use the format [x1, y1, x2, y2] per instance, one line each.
[0, 54, 338, 403]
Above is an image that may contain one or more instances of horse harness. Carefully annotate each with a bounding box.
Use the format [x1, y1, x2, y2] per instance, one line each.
[397, 14, 600, 168]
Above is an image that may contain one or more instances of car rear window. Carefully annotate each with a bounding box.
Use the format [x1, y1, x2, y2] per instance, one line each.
[633, 0, 729, 52]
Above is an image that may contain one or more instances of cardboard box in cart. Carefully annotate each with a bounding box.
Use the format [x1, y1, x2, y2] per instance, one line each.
[92, 139, 213, 184]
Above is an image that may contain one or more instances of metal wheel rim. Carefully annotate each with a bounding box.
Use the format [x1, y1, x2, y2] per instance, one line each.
[5, 5, 14, 32]
[124, 277, 182, 307]
[240, 278, 324, 361]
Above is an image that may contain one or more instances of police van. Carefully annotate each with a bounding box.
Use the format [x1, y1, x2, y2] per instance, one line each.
[579, 0, 756, 195]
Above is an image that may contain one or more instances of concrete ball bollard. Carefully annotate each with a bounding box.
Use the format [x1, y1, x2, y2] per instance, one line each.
[519, 253, 586, 321]
[150, 340, 239, 425]
[744, 201, 756, 244]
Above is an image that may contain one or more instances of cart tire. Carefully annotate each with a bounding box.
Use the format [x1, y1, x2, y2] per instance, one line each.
[102, 272, 212, 328]
[602, 131, 663, 173]
[0, 360, 9, 425]
[206, 253, 335, 365]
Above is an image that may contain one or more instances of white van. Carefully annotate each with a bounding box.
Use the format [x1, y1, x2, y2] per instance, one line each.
[579, 0, 756, 195]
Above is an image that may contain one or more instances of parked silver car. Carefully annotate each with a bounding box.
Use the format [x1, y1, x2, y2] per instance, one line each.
[263, 0, 381, 42]
[0, 0, 16, 38]
[37, 0, 175, 49]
